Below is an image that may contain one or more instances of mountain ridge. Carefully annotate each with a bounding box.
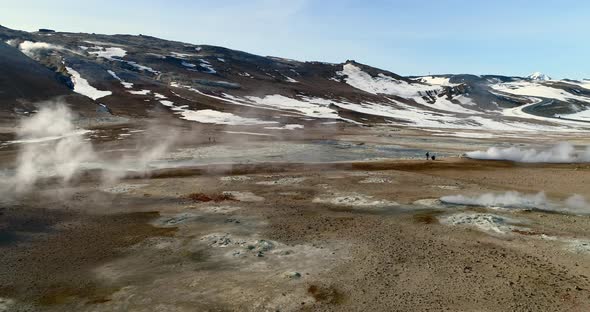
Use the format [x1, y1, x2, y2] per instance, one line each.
[1, 25, 590, 132]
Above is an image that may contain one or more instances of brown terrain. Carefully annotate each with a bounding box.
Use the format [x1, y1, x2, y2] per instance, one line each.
[1, 124, 590, 312]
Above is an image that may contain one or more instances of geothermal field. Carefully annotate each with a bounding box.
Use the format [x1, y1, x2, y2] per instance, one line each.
[2, 108, 590, 311]
[1, 24, 590, 311]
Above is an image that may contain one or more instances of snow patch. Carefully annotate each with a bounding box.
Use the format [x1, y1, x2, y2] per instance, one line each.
[181, 61, 197, 68]
[527, 72, 551, 81]
[65, 67, 112, 100]
[159, 98, 275, 125]
[128, 89, 151, 95]
[245, 94, 341, 119]
[264, 124, 304, 130]
[107, 70, 133, 89]
[170, 52, 194, 59]
[198, 59, 216, 74]
[223, 131, 273, 137]
[415, 76, 456, 86]
[88, 46, 127, 60]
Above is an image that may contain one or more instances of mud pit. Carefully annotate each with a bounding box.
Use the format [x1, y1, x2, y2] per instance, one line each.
[2, 126, 590, 311]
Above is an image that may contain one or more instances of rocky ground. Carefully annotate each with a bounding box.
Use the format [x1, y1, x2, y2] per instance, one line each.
[1, 126, 590, 312]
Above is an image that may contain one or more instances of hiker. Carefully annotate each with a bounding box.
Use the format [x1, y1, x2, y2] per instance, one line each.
[426, 152, 430, 160]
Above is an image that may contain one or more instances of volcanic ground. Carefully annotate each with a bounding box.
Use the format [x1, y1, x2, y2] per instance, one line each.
[1, 122, 590, 312]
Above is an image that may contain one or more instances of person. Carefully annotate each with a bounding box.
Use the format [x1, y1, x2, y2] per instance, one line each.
[425, 152, 430, 160]
[431, 155, 436, 161]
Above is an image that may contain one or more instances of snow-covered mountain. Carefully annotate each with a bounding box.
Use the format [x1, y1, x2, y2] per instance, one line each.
[0, 25, 589, 133]
[527, 72, 552, 81]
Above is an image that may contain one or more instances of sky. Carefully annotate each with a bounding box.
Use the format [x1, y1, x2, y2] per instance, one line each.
[1, 0, 589, 79]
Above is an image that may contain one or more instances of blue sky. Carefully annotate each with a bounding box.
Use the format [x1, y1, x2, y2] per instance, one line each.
[1, 0, 589, 79]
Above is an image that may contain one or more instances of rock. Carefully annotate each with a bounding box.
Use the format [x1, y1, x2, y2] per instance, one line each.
[285, 272, 302, 279]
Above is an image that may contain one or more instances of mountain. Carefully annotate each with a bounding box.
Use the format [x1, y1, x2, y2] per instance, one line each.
[0, 39, 96, 124]
[527, 72, 551, 81]
[0, 25, 589, 132]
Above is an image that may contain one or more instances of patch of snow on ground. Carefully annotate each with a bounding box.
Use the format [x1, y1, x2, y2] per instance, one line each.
[159, 98, 275, 125]
[170, 52, 194, 59]
[337, 63, 431, 98]
[180, 110, 274, 125]
[125, 61, 159, 74]
[199, 59, 216, 74]
[501, 98, 590, 127]
[181, 61, 196, 68]
[264, 124, 304, 130]
[284, 76, 299, 83]
[561, 79, 590, 90]
[415, 76, 456, 86]
[107, 70, 133, 88]
[65, 67, 112, 100]
[246, 94, 341, 119]
[559, 108, 590, 121]
[128, 89, 151, 95]
[88, 46, 127, 60]
[491, 80, 590, 103]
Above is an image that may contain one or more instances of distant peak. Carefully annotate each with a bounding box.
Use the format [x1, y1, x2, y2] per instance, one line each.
[527, 72, 551, 81]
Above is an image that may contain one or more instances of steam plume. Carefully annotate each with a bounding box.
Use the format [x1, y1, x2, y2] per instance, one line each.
[441, 191, 590, 215]
[466, 142, 590, 163]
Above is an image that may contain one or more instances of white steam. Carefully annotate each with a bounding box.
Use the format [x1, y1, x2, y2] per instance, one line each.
[18, 41, 65, 57]
[441, 191, 590, 215]
[466, 142, 590, 163]
[3, 103, 176, 196]
[11, 104, 96, 193]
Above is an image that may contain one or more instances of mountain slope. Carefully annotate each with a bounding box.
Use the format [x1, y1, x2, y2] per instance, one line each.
[1, 25, 590, 132]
